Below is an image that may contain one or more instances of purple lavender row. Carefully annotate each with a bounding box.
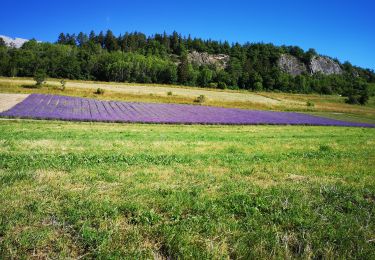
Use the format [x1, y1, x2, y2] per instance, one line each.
[0, 94, 374, 127]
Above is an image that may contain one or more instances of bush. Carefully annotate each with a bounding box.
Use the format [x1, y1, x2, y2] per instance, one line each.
[95, 88, 105, 95]
[345, 94, 368, 105]
[217, 82, 227, 89]
[167, 91, 173, 96]
[320, 85, 333, 95]
[208, 82, 218, 88]
[253, 82, 263, 91]
[194, 95, 206, 104]
[345, 95, 360, 105]
[228, 85, 240, 90]
[306, 101, 315, 107]
[60, 79, 66, 91]
[34, 70, 47, 86]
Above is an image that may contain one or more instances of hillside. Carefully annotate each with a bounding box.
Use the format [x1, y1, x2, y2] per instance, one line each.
[0, 31, 374, 105]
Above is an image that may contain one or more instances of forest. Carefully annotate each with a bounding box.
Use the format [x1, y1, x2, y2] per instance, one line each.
[0, 30, 374, 104]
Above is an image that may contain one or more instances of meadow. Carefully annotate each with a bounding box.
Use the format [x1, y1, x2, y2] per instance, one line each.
[1, 77, 375, 124]
[0, 120, 374, 258]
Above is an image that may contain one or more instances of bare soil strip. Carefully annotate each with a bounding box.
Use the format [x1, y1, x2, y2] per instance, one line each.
[0, 93, 29, 112]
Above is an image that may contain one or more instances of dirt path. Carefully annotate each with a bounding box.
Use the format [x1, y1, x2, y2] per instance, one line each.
[0, 93, 29, 112]
[0, 78, 282, 105]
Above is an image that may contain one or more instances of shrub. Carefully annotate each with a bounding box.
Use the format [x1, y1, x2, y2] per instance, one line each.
[345, 95, 360, 105]
[228, 85, 240, 90]
[306, 101, 315, 107]
[217, 82, 227, 89]
[60, 79, 66, 91]
[345, 93, 368, 105]
[253, 82, 263, 91]
[167, 91, 173, 96]
[320, 85, 333, 95]
[34, 70, 47, 87]
[208, 82, 218, 88]
[194, 95, 206, 104]
[95, 88, 105, 95]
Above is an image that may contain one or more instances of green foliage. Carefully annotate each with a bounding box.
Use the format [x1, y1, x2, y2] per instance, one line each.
[194, 94, 206, 103]
[95, 88, 104, 95]
[177, 54, 189, 84]
[253, 81, 263, 91]
[217, 82, 227, 89]
[60, 79, 66, 91]
[306, 101, 315, 107]
[344, 80, 370, 105]
[0, 30, 374, 100]
[33, 69, 47, 86]
[198, 67, 213, 87]
[167, 91, 173, 96]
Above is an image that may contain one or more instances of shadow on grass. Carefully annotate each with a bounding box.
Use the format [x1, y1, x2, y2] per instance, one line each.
[21, 84, 39, 89]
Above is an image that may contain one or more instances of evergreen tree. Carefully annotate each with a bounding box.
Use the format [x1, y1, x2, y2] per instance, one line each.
[57, 33, 66, 44]
[178, 54, 189, 84]
[77, 32, 88, 47]
[97, 31, 105, 48]
[104, 30, 118, 51]
[88, 31, 96, 43]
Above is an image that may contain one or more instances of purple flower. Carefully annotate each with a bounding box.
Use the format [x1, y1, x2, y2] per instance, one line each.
[0, 94, 373, 127]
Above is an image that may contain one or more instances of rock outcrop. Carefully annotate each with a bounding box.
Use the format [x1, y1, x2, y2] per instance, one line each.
[188, 51, 229, 69]
[277, 54, 343, 76]
[309, 56, 343, 75]
[278, 54, 307, 76]
[0, 35, 29, 48]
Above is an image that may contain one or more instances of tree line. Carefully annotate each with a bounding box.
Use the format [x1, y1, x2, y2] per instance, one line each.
[0, 30, 374, 104]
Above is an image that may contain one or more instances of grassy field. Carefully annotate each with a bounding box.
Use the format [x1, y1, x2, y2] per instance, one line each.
[0, 119, 374, 258]
[1, 77, 375, 124]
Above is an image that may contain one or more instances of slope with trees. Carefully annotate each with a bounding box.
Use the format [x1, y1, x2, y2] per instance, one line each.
[0, 30, 374, 104]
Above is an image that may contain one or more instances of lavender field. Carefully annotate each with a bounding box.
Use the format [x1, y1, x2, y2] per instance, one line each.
[0, 94, 373, 127]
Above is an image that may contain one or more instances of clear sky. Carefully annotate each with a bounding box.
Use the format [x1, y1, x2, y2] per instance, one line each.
[1, 0, 374, 69]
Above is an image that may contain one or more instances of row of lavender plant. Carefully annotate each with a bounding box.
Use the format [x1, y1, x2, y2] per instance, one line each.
[1, 94, 374, 127]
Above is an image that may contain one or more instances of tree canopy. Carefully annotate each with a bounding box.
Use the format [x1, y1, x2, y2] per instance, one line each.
[0, 31, 374, 104]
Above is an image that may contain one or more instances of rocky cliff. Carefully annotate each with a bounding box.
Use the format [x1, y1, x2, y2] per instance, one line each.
[188, 51, 229, 69]
[278, 54, 307, 76]
[278, 54, 343, 76]
[309, 56, 343, 75]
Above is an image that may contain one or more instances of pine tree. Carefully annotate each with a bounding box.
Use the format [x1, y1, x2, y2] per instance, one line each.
[104, 30, 118, 51]
[89, 30, 96, 43]
[178, 54, 189, 84]
[77, 32, 88, 47]
[57, 33, 66, 44]
[98, 31, 105, 48]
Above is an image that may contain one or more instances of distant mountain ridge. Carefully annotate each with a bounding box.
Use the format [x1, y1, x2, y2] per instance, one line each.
[0, 35, 29, 48]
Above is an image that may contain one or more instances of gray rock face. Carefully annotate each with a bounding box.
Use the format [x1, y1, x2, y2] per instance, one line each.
[309, 56, 342, 75]
[278, 54, 307, 76]
[0, 35, 29, 48]
[188, 51, 229, 69]
[277, 54, 343, 76]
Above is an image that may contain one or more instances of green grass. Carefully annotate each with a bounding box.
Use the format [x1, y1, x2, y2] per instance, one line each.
[0, 119, 374, 258]
[306, 111, 375, 124]
[1, 77, 375, 124]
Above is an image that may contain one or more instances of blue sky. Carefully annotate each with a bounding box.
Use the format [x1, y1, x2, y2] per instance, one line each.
[1, 0, 374, 69]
